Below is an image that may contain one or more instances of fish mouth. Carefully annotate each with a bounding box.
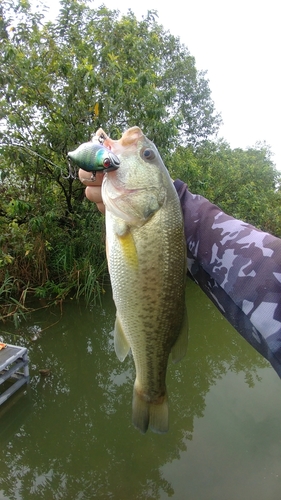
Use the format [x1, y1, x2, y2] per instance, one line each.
[102, 175, 147, 225]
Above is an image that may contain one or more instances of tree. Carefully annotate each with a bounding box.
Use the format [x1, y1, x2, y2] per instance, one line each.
[0, 0, 220, 154]
[167, 140, 281, 236]
[0, 0, 220, 312]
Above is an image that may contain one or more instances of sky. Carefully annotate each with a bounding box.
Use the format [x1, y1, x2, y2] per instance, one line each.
[45, 0, 281, 169]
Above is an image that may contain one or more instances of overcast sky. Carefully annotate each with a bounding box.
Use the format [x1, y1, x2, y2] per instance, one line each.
[44, 0, 281, 169]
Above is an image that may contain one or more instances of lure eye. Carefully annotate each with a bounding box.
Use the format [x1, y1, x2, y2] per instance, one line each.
[141, 148, 155, 161]
[103, 158, 112, 168]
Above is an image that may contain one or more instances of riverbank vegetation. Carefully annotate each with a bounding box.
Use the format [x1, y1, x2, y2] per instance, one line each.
[1, 0, 280, 321]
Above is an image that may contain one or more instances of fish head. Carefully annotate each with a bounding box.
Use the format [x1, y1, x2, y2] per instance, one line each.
[101, 127, 171, 226]
[102, 127, 165, 186]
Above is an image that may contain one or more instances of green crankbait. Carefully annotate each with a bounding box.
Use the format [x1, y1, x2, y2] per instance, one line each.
[68, 142, 120, 172]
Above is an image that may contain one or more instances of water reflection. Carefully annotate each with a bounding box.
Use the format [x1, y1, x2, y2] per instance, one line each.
[0, 279, 280, 500]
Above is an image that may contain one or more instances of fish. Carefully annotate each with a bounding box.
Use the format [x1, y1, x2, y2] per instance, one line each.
[70, 126, 188, 433]
[101, 126, 188, 434]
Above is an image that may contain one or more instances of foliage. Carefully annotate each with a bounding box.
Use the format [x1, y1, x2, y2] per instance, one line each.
[0, 0, 280, 317]
[0, 190, 107, 318]
[0, 0, 220, 153]
[0, 272, 30, 326]
[0, 0, 221, 317]
[167, 140, 281, 236]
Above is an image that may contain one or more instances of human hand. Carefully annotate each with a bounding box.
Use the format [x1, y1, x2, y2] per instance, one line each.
[78, 169, 105, 214]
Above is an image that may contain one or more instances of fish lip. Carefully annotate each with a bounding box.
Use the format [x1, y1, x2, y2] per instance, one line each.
[102, 173, 140, 197]
[102, 175, 148, 224]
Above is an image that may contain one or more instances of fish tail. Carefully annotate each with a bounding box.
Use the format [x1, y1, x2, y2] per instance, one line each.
[149, 396, 169, 434]
[132, 386, 168, 434]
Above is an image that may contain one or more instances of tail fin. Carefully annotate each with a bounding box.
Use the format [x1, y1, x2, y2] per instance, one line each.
[132, 386, 169, 434]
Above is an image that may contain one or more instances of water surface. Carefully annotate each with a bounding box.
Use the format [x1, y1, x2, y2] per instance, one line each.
[1, 279, 281, 499]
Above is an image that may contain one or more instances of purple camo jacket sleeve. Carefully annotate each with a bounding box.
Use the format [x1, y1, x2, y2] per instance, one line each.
[174, 179, 281, 378]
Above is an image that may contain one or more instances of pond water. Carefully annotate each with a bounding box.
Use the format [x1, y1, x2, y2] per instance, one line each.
[0, 279, 281, 500]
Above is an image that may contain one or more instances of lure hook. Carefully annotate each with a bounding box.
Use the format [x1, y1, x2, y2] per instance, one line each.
[61, 160, 78, 180]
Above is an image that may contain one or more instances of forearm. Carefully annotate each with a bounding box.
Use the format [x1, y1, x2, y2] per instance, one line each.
[174, 179, 281, 377]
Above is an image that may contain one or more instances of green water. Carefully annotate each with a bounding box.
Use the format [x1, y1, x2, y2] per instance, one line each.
[0, 279, 281, 500]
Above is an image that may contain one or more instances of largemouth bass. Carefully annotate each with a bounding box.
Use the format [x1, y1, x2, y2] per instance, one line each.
[101, 126, 188, 434]
[70, 126, 188, 433]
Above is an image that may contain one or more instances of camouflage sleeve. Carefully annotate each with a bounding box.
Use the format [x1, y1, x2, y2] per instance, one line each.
[174, 179, 281, 378]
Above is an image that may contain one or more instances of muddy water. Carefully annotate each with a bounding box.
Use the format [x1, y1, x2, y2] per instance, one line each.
[0, 279, 281, 499]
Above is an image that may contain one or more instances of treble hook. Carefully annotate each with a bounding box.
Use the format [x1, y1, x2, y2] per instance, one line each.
[61, 160, 78, 180]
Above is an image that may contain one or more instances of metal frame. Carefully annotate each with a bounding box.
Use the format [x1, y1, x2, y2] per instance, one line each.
[0, 344, 29, 406]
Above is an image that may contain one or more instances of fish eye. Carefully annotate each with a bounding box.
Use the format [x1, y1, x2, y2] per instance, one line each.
[141, 148, 155, 161]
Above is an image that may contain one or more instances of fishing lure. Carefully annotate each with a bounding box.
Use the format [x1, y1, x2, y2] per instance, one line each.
[68, 142, 120, 172]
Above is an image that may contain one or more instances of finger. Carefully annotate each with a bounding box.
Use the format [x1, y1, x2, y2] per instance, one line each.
[85, 185, 102, 204]
[85, 186, 105, 214]
[78, 169, 104, 187]
[96, 202, 105, 215]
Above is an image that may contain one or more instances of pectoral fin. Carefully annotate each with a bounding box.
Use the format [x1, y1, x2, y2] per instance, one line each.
[117, 229, 138, 269]
[171, 303, 188, 363]
[113, 315, 130, 362]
